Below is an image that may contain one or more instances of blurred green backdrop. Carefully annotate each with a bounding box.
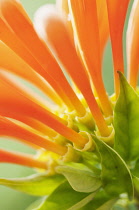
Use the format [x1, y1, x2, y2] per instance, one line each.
[0, 0, 133, 209]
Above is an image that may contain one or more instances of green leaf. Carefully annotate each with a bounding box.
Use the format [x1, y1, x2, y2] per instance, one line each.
[35, 181, 94, 210]
[93, 136, 133, 198]
[133, 176, 139, 193]
[56, 162, 101, 192]
[81, 151, 101, 175]
[0, 173, 65, 196]
[80, 189, 116, 210]
[67, 192, 96, 210]
[114, 72, 139, 161]
[96, 198, 118, 210]
[26, 198, 45, 210]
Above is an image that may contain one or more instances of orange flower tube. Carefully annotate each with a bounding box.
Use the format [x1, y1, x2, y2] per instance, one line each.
[106, 0, 130, 96]
[0, 0, 86, 116]
[0, 79, 88, 147]
[68, 0, 112, 117]
[0, 116, 67, 156]
[127, 0, 139, 89]
[41, 14, 111, 137]
[0, 42, 63, 106]
[0, 149, 47, 169]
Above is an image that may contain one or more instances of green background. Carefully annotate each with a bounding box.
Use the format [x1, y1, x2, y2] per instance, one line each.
[0, 0, 133, 209]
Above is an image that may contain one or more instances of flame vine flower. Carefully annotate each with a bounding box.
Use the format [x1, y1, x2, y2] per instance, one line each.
[0, 0, 139, 209]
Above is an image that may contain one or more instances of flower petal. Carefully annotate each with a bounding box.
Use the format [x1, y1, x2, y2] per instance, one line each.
[0, 0, 87, 115]
[0, 42, 63, 106]
[0, 70, 56, 111]
[0, 116, 67, 156]
[0, 18, 74, 110]
[127, 0, 139, 88]
[0, 80, 88, 147]
[56, 0, 73, 40]
[9, 116, 57, 139]
[96, 0, 109, 59]
[106, 0, 130, 95]
[33, 6, 111, 137]
[68, 0, 112, 117]
[0, 149, 47, 169]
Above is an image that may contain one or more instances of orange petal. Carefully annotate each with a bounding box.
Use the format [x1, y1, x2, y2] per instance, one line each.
[96, 0, 109, 59]
[106, 0, 130, 95]
[0, 149, 47, 169]
[1, 0, 87, 115]
[127, 0, 139, 89]
[56, 0, 69, 16]
[68, 0, 112, 117]
[34, 6, 86, 117]
[56, 0, 73, 40]
[0, 116, 67, 156]
[0, 70, 58, 111]
[40, 12, 110, 136]
[0, 42, 63, 106]
[8, 116, 57, 138]
[0, 75, 65, 125]
[0, 18, 74, 110]
[0, 80, 88, 147]
[68, 0, 101, 71]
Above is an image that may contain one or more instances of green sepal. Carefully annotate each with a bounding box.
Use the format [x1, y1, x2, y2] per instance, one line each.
[93, 136, 134, 198]
[26, 198, 45, 210]
[0, 173, 65, 196]
[35, 181, 96, 210]
[67, 192, 97, 210]
[56, 162, 101, 193]
[81, 151, 101, 175]
[114, 72, 139, 161]
[80, 189, 117, 210]
[96, 198, 118, 210]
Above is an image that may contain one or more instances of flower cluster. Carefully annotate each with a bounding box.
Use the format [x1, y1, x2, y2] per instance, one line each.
[0, 0, 139, 209]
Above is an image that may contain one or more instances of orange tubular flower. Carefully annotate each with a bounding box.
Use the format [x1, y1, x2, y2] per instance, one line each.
[106, 0, 130, 96]
[0, 0, 122, 172]
[0, 116, 67, 156]
[0, 149, 47, 169]
[0, 1, 86, 116]
[0, 0, 115, 169]
[1, 0, 139, 209]
[68, 0, 112, 117]
[0, 42, 63, 107]
[34, 7, 111, 137]
[56, 0, 73, 40]
[127, 0, 139, 89]
[96, 0, 109, 61]
[0, 78, 88, 147]
[57, 0, 109, 69]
